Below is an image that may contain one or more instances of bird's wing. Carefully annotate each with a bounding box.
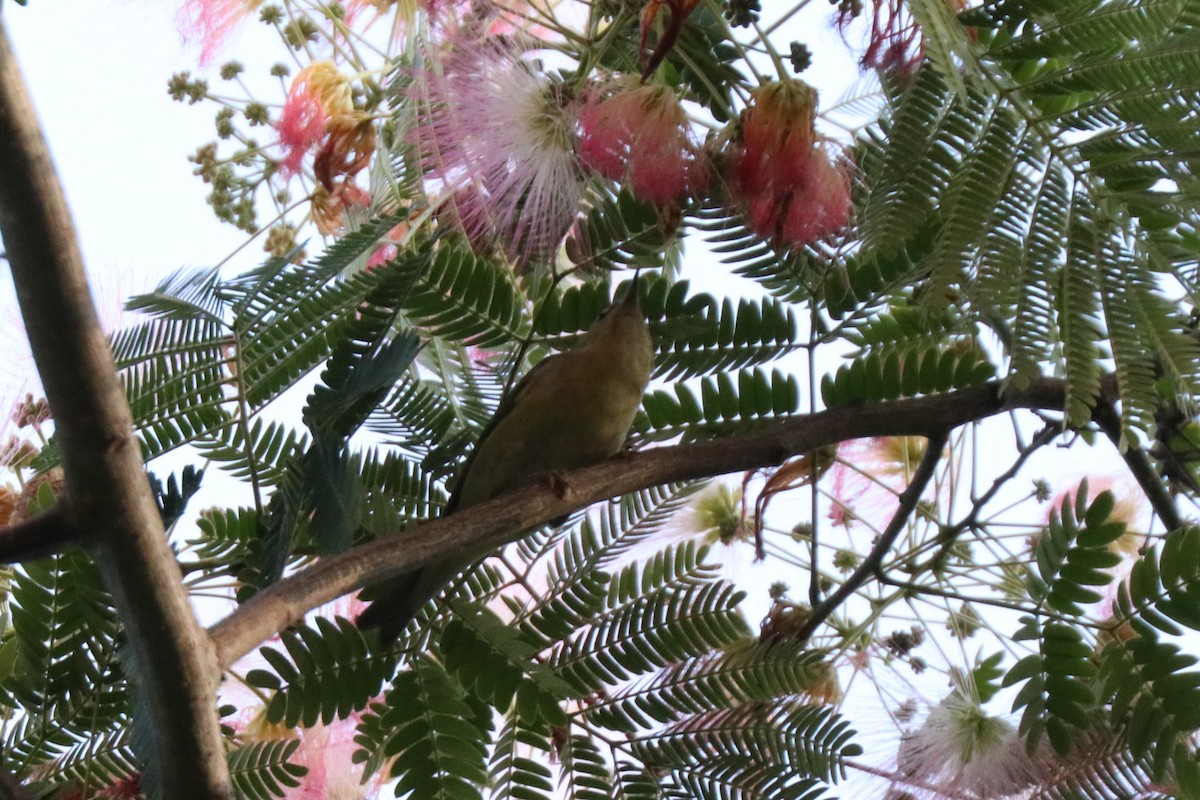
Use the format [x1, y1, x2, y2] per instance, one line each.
[444, 350, 564, 513]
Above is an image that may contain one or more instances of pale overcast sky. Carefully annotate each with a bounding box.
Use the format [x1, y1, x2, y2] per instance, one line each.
[2, 2, 294, 415]
[7, 3, 249, 279]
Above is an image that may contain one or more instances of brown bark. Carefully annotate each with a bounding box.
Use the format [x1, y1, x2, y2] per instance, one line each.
[0, 13, 231, 797]
[0, 507, 76, 563]
[209, 376, 1084, 669]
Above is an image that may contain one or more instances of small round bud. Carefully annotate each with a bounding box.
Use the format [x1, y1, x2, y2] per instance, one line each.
[723, 0, 760, 27]
[259, 4, 284, 24]
[167, 72, 192, 102]
[215, 108, 235, 139]
[789, 42, 812, 73]
[244, 102, 270, 126]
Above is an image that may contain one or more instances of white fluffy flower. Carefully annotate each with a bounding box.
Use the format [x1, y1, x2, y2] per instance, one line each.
[895, 689, 1043, 798]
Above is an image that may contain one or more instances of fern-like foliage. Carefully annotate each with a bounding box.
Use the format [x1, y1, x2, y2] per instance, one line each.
[820, 1, 1200, 431]
[439, 605, 573, 725]
[641, 368, 801, 440]
[581, 640, 836, 732]
[246, 617, 398, 728]
[997, 489, 1200, 794]
[148, 465, 204, 528]
[227, 739, 307, 800]
[26, 1, 1200, 796]
[1101, 525, 1200, 796]
[627, 700, 859, 799]
[354, 655, 493, 800]
[487, 720, 557, 800]
[111, 214, 404, 467]
[6, 553, 122, 721]
[564, 189, 678, 273]
[1004, 486, 1124, 753]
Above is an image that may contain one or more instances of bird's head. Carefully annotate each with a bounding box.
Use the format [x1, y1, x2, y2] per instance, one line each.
[580, 273, 654, 382]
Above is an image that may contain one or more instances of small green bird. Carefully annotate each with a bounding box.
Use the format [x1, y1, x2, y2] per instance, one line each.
[357, 279, 654, 644]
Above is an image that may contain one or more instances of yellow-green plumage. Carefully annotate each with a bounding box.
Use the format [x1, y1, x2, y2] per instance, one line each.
[357, 283, 654, 644]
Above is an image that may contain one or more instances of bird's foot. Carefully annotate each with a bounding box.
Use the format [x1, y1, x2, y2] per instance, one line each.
[535, 471, 573, 527]
[536, 470, 572, 499]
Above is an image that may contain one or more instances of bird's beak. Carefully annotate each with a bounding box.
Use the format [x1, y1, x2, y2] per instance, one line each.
[617, 270, 642, 309]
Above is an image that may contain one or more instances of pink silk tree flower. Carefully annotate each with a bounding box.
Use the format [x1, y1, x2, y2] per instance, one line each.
[285, 718, 386, 799]
[277, 91, 328, 178]
[772, 142, 853, 246]
[177, 0, 264, 66]
[578, 81, 708, 203]
[825, 437, 934, 532]
[411, 32, 584, 264]
[724, 79, 852, 248]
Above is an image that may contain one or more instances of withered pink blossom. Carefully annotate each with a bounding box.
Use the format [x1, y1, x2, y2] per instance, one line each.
[275, 63, 378, 232]
[412, 31, 584, 264]
[725, 79, 852, 248]
[177, 0, 264, 66]
[837, 0, 970, 75]
[313, 115, 377, 191]
[310, 181, 372, 236]
[276, 62, 355, 178]
[579, 81, 707, 203]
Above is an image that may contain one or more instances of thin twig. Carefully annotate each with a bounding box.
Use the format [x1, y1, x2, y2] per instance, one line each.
[796, 431, 950, 642]
[876, 573, 1083, 628]
[914, 421, 1061, 574]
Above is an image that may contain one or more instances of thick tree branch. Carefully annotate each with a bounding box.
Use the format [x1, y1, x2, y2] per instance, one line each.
[0, 507, 77, 563]
[209, 377, 1070, 669]
[0, 16, 231, 798]
[795, 430, 949, 642]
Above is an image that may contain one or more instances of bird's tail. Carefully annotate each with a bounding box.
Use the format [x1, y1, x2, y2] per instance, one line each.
[355, 570, 427, 646]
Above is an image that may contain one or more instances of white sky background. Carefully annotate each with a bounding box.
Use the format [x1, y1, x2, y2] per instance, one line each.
[1, 2, 1181, 795]
[3, 2, 249, 406]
